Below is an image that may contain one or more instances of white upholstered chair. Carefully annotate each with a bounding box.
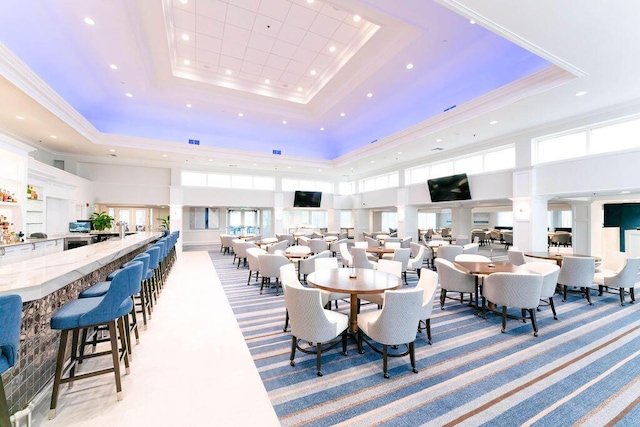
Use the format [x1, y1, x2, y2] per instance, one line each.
[297, 250, 329, 282]
[351, 247, 376, 269]
[246, 247, 267, 286]
[519, 262, 561, 319]
[436, 245, 463, 262]
[283, 281, 348, 376]
[357, 288, 423, 378]
[508, 249, 527, 266]
[308, 238, 329, 255]
[435, 258, 476, 310]
[280, 263, 304, 331]
[257, 254, 290, 295]
[462, 243, 479, 254]
[313, 257, 349, 309]
[235, 241, 257, 268]
[416, 269, 438, 344]
[359, 259, 402, 307]
[558, 256, 595, 305]
[596, 251, 628, 275]
[407, 244, 426, 278]
[483, 272, 544, 336]
[389, 248, 411, 283]
[339, 242, 353, 267]
[267, 239, 289, 254]
[593, 257, 640, 305]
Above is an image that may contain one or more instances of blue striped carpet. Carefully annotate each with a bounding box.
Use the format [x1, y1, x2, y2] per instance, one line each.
[202, 246, 640, 426]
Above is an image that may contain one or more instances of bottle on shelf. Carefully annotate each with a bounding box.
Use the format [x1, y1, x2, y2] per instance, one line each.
[27, 184, 32, 199]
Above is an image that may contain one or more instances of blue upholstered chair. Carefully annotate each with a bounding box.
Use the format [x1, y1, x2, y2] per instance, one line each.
[48, 261, 144, 419]
[0, 294, 22, 427]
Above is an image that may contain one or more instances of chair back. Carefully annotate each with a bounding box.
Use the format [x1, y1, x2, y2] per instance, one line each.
[598, 251, 628, 274]
[247, 247, 267, 272]
[351, 247, 374, 269]
[483, 273, 543, 309]
[400, 236, 413, 248]
[267, 240, 288, 254]
[0, 294, 22, 370]
[315, 257, 339, 270]
[392, 248, 411, 271]
[454, 254, 491, 262]
[280, 263, 303, 289]
[455, 235, 470, 246]
[462, 243, 479, 254]
[276, 234, 295, 245]
[508, 249, 527, 266]
[258, 254, 290, 278]
[603, 257, 640, 288]
[409, 242, 422, 257]
[376, 259, 402, 278]
[437, 245, 463, 262]
[367, 288, 423, 345]
[519, 262, 560, 298]
[416, 269, 438, 320]
[557, 256, 595, 287]
[434, 258, 476, 294]
[299, 250, 330, 275]
[329, 238, 347, 254]
[385, 241, 401, 250]
[308, 238, 328, 254]
[133, 252, 151, 278]
[284, 284, 346, 343]
[408, 245, 426, 269]
[365, 236, 379, 248]
[145, 245, 161, 270]
[339, 242, 353, 266]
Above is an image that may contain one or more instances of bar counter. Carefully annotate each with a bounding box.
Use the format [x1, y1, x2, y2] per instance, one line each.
[0, 231, 161, 417]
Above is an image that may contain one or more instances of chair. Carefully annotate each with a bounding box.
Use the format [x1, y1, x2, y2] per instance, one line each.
[283, 283, 348, 376]
[231, 238, 243, 263]
[297, 236, 311, 246]
[436, 245, 463, 262]
[416, 269, 438, 344]
[508, 249, 527, 266]
[0, 294, 22, 427]
[276, 233, 295, 245]
[357, 288, 423, 378]
[503, 232, 514, 249]
[351, 247, 376, 269]
[339, 242, 353, 267]
[390, 247, 411, 283]
[49, 261, 144, 419]
[220, 234, 235, 255]
[472, 231, 487, 246]
[246, 247, 267, 285]
[298, 250, 329, 282]
[308, 238, 328, 255]
[360, 259, 402, 307]
[593, 257, 640, 305]
[314, 257, 349, 309]
[235, 241, 257, 268]
[365, 236, 379, 248]
[551, 232, 571, 247]
[400, 236, 413, 248]
[435, 258, 477, 310]
[329, 238, 348, 257]
[455, 235, 470, 246]
[596, 251, 628, 275]
[407, 244, 426, 278]
[454, 254, 491, 262]
[280, 263, 304, 332]
[483, 272, 544, 336]
[519, 262, 561, 319]
[462, 243, 479, 254]
[257, 254, 290, 295]
[267, 240, 289, 254]
[558, 256, 596, 305]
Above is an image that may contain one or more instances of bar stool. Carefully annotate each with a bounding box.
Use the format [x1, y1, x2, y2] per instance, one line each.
[0, 294, 22, 427]
[48, 261, 143, 419]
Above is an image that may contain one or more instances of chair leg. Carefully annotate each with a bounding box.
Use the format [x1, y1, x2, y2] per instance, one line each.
[440, 289, 446, 309]
[501, 306, 507, 333]
[108, 321, 124, 399]
[341, 331, 348, 356]
[357, 330, 364, 354]
[316, 342, 323, 377]
[631, 287, 636, 303]
[620, 288, 625, 306]
[425, 319, 432, 344]
[409, 341, 418, 373]
[383, 344, 389, 379]
[49, 329, 69, 419]
[563, 285, 568, 302]
[289, 336, 297, 367]
[283, 310, 289, 332]
[549, 296, 558, 320]
[68, 329, 79, 386]
[585, 287, 593, 305]
[0, 375, 11, 427]
[529, 308, 539, 337]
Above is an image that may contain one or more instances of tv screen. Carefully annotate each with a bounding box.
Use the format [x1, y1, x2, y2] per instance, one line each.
[69, 220, 92, 233]
[294, 191, 322, 208]
[427, 173, 472, 202]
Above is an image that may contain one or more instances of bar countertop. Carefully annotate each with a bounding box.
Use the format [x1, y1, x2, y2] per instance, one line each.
[0, 232, 161, 301]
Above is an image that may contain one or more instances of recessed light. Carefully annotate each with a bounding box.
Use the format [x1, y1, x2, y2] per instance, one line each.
[84, 17, 95, 25]
[183, 59, 191, 65]
[109, 149, 116, 153]
[353, 15, 361, 22]
[340, 112, 346, 117]
[180, 0, 188, 4]
[50, 135, 57, 139]
[238, 113, 243, 117]
[436, 138, 442, 142]
[489, 120, 498, 125]
[397, 151, 402, 155]
[282, 120, 287, 124]
[575, 91, 588, 97]
[367, 92, 373, 98]
[162, 154, 168, 158]
[329, 46, 336, 53]
[621, 191, 631, 194]
[470, 19, 476, 24]
[318, 169, 322, 172]
[125, 93, 133, 98]
[310, 69, 317, 76]
[297, 86, 303, 92]
[320, 127, 325, 131]
[208, 159, 213, 162]
[225, 69, 232, 75]
[288, 166, 292, 169]
[181, 34, 190, 41]
[109, 64, 118, 70]
[15, 115, 24, 120]
[406, 63, 414, 70]
[371, 160, 375, 163]
[265, 79, 271, 84]
[186, 103, 192, 108]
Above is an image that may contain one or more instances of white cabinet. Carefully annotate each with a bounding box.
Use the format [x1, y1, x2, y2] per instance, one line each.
[1, 244, 32, 265]
[25, 185, 45, 236]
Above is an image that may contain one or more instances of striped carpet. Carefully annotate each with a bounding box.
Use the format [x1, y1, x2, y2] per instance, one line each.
[200, 245, 640, 426]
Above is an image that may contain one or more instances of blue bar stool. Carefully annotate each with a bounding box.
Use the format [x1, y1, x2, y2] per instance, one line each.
[48, 261, 143, 419]
[0, 294, 22, 427]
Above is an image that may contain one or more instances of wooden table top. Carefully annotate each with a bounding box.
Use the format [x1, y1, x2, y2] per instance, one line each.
[453, 261, 520, 275]
[306, 268, 402, 295]
[524, 252, 600, 266]
[366, 247, 396, 256]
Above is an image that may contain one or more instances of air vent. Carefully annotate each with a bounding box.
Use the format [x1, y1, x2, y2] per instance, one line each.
[370, 139, 378, 144]
[188, 139, 200, 145]
[443, 105, 457, 112]
[272, 149, 282, 155]
[432, 147, 444, 151]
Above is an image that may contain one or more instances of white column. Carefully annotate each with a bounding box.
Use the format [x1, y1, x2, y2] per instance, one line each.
[512, 168, 548, 252]
[451, 207, 472, 237]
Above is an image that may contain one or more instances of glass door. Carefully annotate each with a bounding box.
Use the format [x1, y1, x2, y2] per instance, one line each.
[227, 209, 262, 236]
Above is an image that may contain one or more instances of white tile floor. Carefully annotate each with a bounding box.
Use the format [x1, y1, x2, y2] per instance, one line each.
[29, 251, 279, 427]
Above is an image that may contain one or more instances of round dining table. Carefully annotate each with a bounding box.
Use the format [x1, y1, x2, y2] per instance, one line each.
[306, 268, 402, 333]
[366, 246, 395, 259]
[524, 252, 600, 267]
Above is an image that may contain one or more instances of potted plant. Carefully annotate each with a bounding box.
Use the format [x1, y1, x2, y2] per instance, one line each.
[157, 215, 170, 230]
[89, 211, 114, 231]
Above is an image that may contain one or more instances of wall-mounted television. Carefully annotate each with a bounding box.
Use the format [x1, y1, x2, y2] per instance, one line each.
[69, 220, 93, 233]
[294, 191, 322, 208]
[427, 173, 472, 202]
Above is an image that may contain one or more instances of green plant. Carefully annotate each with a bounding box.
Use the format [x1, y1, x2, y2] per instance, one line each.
[157, 215, 170, 230]
[89, 211, 115, 231]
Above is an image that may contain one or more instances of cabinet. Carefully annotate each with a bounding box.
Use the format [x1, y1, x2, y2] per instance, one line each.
[25, 185, 45, 236]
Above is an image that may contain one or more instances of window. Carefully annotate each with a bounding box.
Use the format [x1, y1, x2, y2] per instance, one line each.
[282, 179, 333, 193]
[484, 147, 515, 171]
[181, 171, 274, 190]
[430, 162, 453, 179]
[181, 171, 207, 187]
[381, 212, 398, 231]
[208, 173, 231, 188]
[338, 181, 355, 195]
[418, 212, 437, 229]
[536, 132, 587, 164]
[360, 172, 399, 193]
[454, 155, 483, 175]
[590, 118, 640, 154]
[340, 211, 353, 227]
[283, 210, 327, 230]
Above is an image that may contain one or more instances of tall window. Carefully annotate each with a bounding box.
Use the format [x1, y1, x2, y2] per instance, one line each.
[181, 171, 274, 190]
[381, 212, 398, 232]
[360, 172, 399, 193]
[340, 211, 353, 227]
[418, 212, 437, 229]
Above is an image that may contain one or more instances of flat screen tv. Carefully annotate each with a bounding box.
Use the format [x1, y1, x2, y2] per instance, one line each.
[294, 191, 322, 208]
[69, 220, 92, 233]
[427, 173, 472, 202]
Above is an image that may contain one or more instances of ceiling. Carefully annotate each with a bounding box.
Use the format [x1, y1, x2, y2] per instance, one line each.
[1, 0, 640, 183]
